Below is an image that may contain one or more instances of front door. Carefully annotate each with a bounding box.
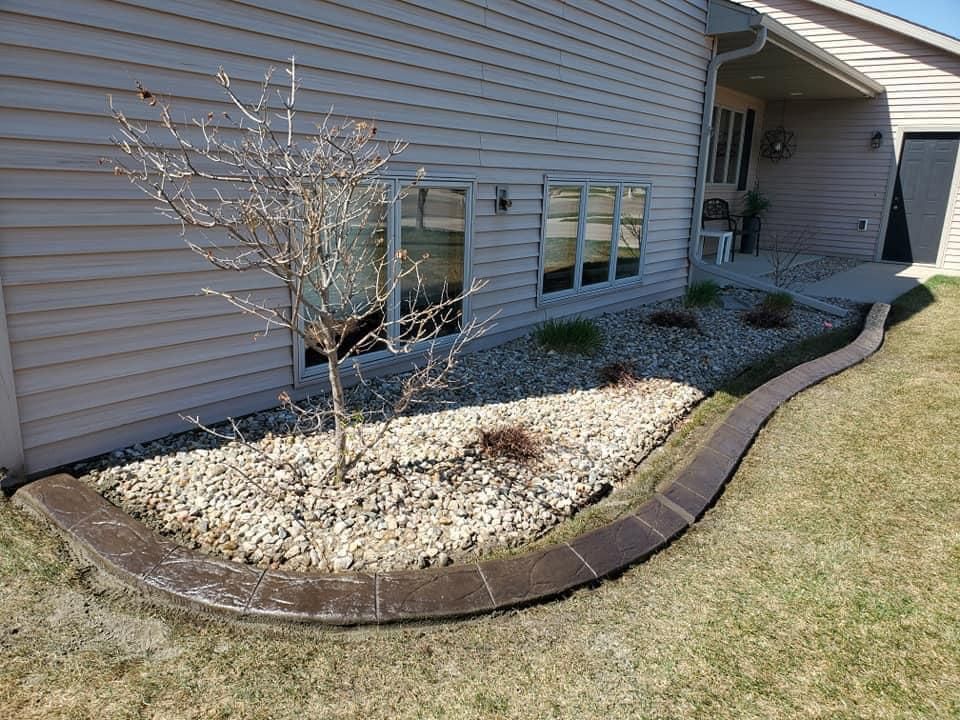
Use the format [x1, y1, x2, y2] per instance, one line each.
[882, 133, 960, 264]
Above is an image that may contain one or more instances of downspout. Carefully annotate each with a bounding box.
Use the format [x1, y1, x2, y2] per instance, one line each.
[689, 27, 768, 272]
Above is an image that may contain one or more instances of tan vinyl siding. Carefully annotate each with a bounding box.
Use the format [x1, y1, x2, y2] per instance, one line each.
[0, 0, 712, 472]
[738, 0, 960, 266]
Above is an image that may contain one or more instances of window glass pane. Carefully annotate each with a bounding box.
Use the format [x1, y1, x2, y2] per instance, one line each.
[543, 185, 581, 293]
[616, 185, 647, 279]
[712, 108, 732, 183]
[582, 185, 616, 285]
[304, 191, 388, 367]
[399, 186, 466, 338]
[726, 111, 744, 184]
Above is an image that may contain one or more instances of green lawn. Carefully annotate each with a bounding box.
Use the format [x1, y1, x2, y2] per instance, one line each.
[2, 279, 958, 719]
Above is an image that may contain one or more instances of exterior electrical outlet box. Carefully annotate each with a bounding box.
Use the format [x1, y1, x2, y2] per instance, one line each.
[857, 219, 869, 231]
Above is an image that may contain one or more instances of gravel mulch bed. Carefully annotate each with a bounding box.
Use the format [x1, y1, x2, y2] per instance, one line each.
[762, 256, 864, 289]
[76, 289, 863, 573]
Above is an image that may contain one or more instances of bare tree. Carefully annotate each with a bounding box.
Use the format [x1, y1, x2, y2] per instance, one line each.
[106, 59, 487, 485]
[766, 226, 815, 289]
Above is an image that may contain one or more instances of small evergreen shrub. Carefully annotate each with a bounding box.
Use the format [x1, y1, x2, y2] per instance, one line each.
[744, 291, 794, 328]
[535, 317, 603, 354]
[649, 309, 700, 330]
[762, 291, 795, 314]
[743, 306, 791, 328]
[684, 280, 722, 308]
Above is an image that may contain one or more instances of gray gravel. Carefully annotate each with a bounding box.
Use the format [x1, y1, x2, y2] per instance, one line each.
[77, 289, 863, 573]
[762, 256, 865, 289]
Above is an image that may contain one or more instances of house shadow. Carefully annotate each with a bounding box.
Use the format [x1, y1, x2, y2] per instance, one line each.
[886, 278, 938, 328]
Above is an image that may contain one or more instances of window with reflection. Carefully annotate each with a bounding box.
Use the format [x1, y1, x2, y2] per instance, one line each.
[399, 186, 466, 338]
[304, 181, 470, 371]
[540, 179, 649, 298]
[582, 185, 616, 286]
[542, 185, 581, 293]
[616, 186, 647, 279]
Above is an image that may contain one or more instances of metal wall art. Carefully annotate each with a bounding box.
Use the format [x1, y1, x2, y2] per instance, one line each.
[760, 126, 796, 162]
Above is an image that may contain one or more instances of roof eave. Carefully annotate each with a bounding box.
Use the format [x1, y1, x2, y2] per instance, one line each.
[760, 15, 886, 98]
[800, 0, 960, 58]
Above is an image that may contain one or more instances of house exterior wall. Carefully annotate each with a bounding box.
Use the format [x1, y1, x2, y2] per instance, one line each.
[0, 0, 713, 473]
[738, 0, 960, 268]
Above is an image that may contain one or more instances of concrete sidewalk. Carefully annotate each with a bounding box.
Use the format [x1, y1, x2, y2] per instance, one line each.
[802, 262, 960, 303]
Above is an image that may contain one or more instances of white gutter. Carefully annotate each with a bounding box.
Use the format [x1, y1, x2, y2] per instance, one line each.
[689, 26, 849, 317]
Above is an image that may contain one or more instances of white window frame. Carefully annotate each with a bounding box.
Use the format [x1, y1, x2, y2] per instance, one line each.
[296, 175, 476, 384]
[537, 176, 651, 305]
[708, 105, 747, 187]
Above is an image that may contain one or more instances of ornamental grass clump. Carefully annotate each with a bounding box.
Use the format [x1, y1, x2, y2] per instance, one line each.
[762, 291, 795, 314]
[744, 292, 794, 328]
[684, 280, 722, 308]
[478, 425, 543, 461]
[534, 318, 603, 354]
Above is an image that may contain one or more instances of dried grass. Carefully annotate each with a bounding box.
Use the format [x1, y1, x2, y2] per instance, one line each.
[478, 424, 543, 461]
[597, 361, 641, 388]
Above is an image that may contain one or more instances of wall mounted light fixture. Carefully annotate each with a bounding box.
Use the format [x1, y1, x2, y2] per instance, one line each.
[870, 131, 883, 149]
[495, 185, 512, 213]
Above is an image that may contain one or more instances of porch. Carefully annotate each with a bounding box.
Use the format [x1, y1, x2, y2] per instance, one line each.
[699, 245, 960, 303]
[700, 0, 960, 311]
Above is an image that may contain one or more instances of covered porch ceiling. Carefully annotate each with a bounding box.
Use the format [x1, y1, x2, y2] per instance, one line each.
[710, 3, 885, 100]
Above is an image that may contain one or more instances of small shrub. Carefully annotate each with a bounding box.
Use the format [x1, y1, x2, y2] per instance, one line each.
[648, 309, 699, 330]
[743, 306, 791, 328]
[762, 291, 794, 313]
[598, 361, 640, 388]
[479, 425, 543, 461]
[535, 317, 603, 354]
[684, 280, 721, 308]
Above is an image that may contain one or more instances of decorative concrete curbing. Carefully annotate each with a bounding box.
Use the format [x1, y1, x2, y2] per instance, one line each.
[12, 303, 891, 625]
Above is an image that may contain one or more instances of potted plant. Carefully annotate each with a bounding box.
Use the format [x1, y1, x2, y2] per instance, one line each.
[740, 188, 771, 254]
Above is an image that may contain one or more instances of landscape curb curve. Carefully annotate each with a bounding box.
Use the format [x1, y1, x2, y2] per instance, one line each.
[12, 303, 891, 625]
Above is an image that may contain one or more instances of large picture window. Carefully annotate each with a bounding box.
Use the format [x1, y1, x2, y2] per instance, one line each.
[540, 179, 649, 299]
[303, 179, 472, 373]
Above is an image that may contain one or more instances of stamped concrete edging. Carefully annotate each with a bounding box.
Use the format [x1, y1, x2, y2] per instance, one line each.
[12, 303, 890, 625]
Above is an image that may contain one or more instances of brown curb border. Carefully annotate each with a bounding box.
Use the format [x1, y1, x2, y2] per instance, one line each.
[12, 303, 891, 625]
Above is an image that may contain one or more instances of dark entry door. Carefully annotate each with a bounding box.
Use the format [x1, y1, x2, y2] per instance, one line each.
[882, 133, 960, 264]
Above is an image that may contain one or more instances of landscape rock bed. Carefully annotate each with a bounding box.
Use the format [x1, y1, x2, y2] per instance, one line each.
[77, 289, 861, 573]
[763, 256, 864, 288]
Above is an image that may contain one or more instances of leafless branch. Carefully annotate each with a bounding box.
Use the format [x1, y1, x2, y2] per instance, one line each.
[109, 59, 490, 491]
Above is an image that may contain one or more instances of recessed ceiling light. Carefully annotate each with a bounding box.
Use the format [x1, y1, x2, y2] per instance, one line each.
[790, 91, 804, 96]
[749, 75, 766, 80]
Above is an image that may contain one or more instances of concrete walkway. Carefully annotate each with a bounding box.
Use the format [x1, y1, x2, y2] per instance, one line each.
[724, 251, 824, 278]
[803, 262, 960, 303]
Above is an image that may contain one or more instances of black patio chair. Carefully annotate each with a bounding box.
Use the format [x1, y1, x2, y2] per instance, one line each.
[701, 198, 739, 262]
